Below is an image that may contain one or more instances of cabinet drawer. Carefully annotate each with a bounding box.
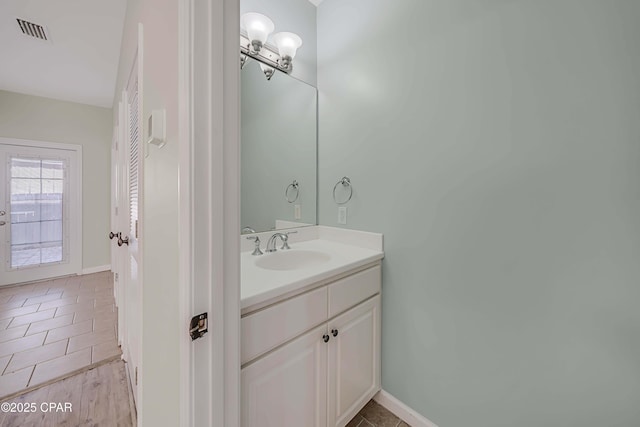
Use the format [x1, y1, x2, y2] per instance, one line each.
[242, 286, 328, 364]
[328, 265, 381, 319]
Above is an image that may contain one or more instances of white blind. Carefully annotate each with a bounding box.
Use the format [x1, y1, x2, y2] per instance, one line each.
[128, 73, 139, 236]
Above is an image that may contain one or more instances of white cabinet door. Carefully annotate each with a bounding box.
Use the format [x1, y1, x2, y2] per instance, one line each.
[242, 324, 329, 427]
[327, 295, 381, 427]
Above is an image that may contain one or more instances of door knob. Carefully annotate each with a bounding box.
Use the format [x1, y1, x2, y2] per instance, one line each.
[109, 232, 119, 240]
[331, 329, 338, 337]
[322, 334, 330, 343]
[0, 221, 5, 226]
[118, 235, 129, 246]
[0, 210, 5, 216]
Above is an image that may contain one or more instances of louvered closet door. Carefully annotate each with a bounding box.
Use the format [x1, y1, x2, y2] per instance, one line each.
[123, 58, 142, 406]
[0, 141, 81, 286]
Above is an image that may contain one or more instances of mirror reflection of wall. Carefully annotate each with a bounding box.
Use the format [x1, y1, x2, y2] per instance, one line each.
[241, 59, 317, 234]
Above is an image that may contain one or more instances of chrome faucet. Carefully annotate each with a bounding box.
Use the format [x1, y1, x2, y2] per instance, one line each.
[242, 226, 256, 234]
[265, 231, 297, 253]
[246, 236, 263, 256]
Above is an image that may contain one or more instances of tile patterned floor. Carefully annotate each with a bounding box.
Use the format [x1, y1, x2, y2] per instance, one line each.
[348, 399, 412, 427]
[0, 359, 135, 427]
[0, 272, 120, 399]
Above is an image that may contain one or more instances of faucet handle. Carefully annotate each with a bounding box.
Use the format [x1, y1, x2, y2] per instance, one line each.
[281, 230, 298, 250]
[246, 236, 263, 256]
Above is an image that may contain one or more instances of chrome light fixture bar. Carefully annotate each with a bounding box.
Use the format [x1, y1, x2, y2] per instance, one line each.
[240, 32, 291, 74]
[240, 12, 303, 79]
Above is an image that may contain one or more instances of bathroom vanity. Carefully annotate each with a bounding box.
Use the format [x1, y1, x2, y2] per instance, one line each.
[240, 226, 384, 427]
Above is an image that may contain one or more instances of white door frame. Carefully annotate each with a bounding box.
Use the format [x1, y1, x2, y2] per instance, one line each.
[0, 137, 82, 285]
[179, 0, 241, 426]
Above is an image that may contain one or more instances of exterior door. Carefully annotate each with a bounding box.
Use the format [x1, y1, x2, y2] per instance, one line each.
[0, 140, 81, 286]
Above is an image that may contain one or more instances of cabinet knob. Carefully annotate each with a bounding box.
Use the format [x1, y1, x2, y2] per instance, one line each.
[331, 329, 338, 337]
[322, 334, 330, 343]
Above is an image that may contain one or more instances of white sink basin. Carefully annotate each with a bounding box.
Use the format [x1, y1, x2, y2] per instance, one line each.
[255, 250, 331, 271]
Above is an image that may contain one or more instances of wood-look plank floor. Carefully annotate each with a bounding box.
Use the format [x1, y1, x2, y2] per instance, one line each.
[0, 360, 135, 427]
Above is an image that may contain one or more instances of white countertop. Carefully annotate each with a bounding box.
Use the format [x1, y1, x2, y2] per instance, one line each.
[241, 233, 384, 312]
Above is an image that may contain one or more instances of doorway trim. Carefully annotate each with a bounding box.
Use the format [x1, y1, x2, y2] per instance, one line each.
[179, 0, 241, 426]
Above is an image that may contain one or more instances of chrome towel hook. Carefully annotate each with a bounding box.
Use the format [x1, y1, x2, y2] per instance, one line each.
[285, 180, 300, 203]
[333, 176, 353, 205]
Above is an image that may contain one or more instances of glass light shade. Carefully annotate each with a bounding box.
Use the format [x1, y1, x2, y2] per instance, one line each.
[272, 32, 303, 60]
[259, 63, 275, 80]
[241, 13, 274, 48]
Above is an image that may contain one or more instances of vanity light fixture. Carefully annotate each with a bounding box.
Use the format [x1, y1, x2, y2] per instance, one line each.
[240, 12, 302, 78]
[241, 13, 274, 53]
[259, 63, 276, 80]
[273, 32, 302, 69]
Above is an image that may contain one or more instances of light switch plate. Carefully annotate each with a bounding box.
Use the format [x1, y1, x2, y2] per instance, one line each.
[147, 109, 167, 147]
[294, 204, 301, 220]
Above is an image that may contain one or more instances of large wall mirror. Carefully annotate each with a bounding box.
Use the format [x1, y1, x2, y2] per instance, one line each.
[241, 60, 317, 234]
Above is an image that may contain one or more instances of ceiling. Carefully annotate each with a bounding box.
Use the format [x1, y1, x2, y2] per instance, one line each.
[0, 0, 127, 108]
[308, 0, 325, 5]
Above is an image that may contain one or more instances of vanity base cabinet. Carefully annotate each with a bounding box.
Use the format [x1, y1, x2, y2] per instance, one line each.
[241, 324, 328, 427]
[241, 264, 382, 427]
[328, 295, 381, 427]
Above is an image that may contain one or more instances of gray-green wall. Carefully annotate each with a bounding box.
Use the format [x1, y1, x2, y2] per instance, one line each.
[317, 1, 640, 426]
[0, 90, 112, 270]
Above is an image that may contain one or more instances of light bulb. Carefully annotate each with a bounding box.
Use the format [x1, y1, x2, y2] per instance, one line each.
[241, 13, 274, 53]
[273, 32, 302, 68]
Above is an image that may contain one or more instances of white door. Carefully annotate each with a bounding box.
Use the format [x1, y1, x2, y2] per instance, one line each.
[122, 57, 143, 406]
[327, 296, 381, 427]
[111, 100, 128, 349]
[0, 140, 81, 286]
[110, 122, 122, 341]
[241, 324, 329, 427]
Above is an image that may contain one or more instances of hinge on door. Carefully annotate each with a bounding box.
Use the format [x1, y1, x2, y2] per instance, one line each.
[135, 367, 138, 385]
[135, 220, 138, 238]
[115, 207, 118, 216]
[115, 272, 119, 282]
[190, 313, 208, 341]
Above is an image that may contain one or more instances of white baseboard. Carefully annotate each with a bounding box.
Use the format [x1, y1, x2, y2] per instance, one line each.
[81, 265, 112, 275]
[374, 390, 439, 427]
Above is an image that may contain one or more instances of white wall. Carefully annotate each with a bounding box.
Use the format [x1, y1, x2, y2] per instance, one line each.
[0, 90, 112, 270]
[318, 0, 640, 426]
[113, 0, 181, 425]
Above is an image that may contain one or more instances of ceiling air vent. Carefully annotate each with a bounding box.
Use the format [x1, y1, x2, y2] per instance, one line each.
[16, 18, 49, 41]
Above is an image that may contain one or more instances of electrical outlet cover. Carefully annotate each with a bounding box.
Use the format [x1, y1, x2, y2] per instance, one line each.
[338, 206, 347, 224]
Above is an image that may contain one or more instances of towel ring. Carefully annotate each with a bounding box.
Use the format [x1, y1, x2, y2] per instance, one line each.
[285, 180, 300, 203]
[333, 177, 353, 205]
